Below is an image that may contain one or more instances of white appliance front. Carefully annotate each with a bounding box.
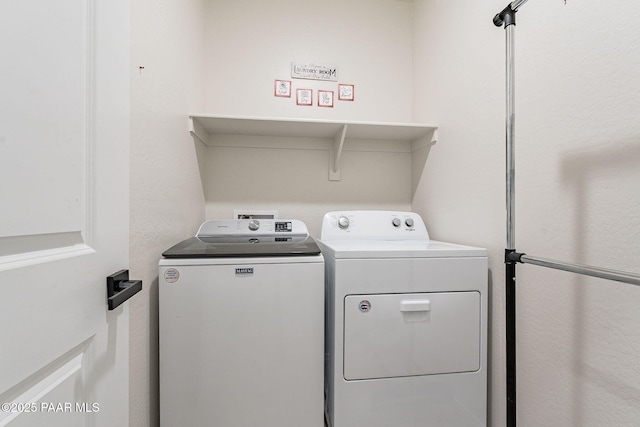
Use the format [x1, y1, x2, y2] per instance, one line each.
[320, 211, 488, 427]
[343, 291, 481, 380]
[159, 256, 324, 427]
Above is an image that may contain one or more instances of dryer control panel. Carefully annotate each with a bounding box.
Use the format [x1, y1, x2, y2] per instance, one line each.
[319, 211, 429, 241]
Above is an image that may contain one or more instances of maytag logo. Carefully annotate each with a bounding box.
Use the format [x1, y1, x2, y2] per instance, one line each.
[235, 268, 254, 276]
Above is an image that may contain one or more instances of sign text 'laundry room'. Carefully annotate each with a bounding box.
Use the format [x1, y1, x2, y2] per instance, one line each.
[291, 62, 338, 81]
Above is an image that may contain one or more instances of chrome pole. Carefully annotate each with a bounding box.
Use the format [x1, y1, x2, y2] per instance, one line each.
[506, 24, 516, 250]
[502, 11, 519, 427]
[520, 255, 640, 286]
[495, 5, 519, 426]
[511, 0, 529, 12]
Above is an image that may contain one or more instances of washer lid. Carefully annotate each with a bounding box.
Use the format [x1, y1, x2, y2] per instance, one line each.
[162, 236, 321, 258]
[163, 218, 321, 258]
[317, 239, 486, 259]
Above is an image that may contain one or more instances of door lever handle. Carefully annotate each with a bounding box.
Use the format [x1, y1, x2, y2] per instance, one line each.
[107, 269, 142, 310]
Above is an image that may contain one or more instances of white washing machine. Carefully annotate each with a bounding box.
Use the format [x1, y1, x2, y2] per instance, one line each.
[318, 211, 488, 427]
[159, 219, 324, 427]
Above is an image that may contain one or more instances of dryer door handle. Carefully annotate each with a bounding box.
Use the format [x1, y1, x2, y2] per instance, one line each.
[400, 300, 431, 312]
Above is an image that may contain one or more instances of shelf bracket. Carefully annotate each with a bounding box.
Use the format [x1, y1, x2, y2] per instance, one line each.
[329, 124, 348, 181]
[188, 117, 207, 146]
[410, 127, 439, 152]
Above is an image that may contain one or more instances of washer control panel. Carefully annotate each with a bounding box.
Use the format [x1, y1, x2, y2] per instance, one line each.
[197, 219, 306, 238]
[319, 211, 429, 241]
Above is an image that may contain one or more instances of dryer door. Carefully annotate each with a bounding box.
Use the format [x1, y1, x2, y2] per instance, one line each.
[343, 292, 480, 380]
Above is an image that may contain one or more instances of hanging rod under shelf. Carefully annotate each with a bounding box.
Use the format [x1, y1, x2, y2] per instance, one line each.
[511, 253, 640, 286]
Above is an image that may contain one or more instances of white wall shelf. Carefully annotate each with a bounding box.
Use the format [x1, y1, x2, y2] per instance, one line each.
[189, 114, 438, 181]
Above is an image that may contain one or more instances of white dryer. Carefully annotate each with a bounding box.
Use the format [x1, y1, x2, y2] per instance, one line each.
[159, 219, 324, 427]
[318, 211, 488, 427]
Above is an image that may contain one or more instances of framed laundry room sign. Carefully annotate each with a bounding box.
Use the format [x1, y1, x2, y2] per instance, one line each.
[291, 62, 338, 82]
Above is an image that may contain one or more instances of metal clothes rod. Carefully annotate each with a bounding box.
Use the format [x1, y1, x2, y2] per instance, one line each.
[519, 255, 640, 286]
[510, 0, 529, 12]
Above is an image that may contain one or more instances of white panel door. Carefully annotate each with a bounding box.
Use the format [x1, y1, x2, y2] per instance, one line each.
[0, 0, 131, 426]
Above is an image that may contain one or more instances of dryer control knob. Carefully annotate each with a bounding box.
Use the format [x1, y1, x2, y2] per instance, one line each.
[248, 219, 260, 231]
[405, 218, 414, 228]
[392, 218, 401, 227]
[338, 216, 350, 229]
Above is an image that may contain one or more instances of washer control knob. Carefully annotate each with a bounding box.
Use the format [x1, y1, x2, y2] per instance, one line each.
[405, 218, 414, 228]
[392, 218, 401, 227]
[338, 216, 350, 229]
[248, 219, 260, 231]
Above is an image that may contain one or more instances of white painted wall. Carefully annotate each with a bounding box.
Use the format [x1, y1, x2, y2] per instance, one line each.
[129, 0, 207, 426]
[202, 0, 417, 235]
[203, 142, 413, 237]
[204, 0, 414, 122]
[413, 0, 640, 426]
